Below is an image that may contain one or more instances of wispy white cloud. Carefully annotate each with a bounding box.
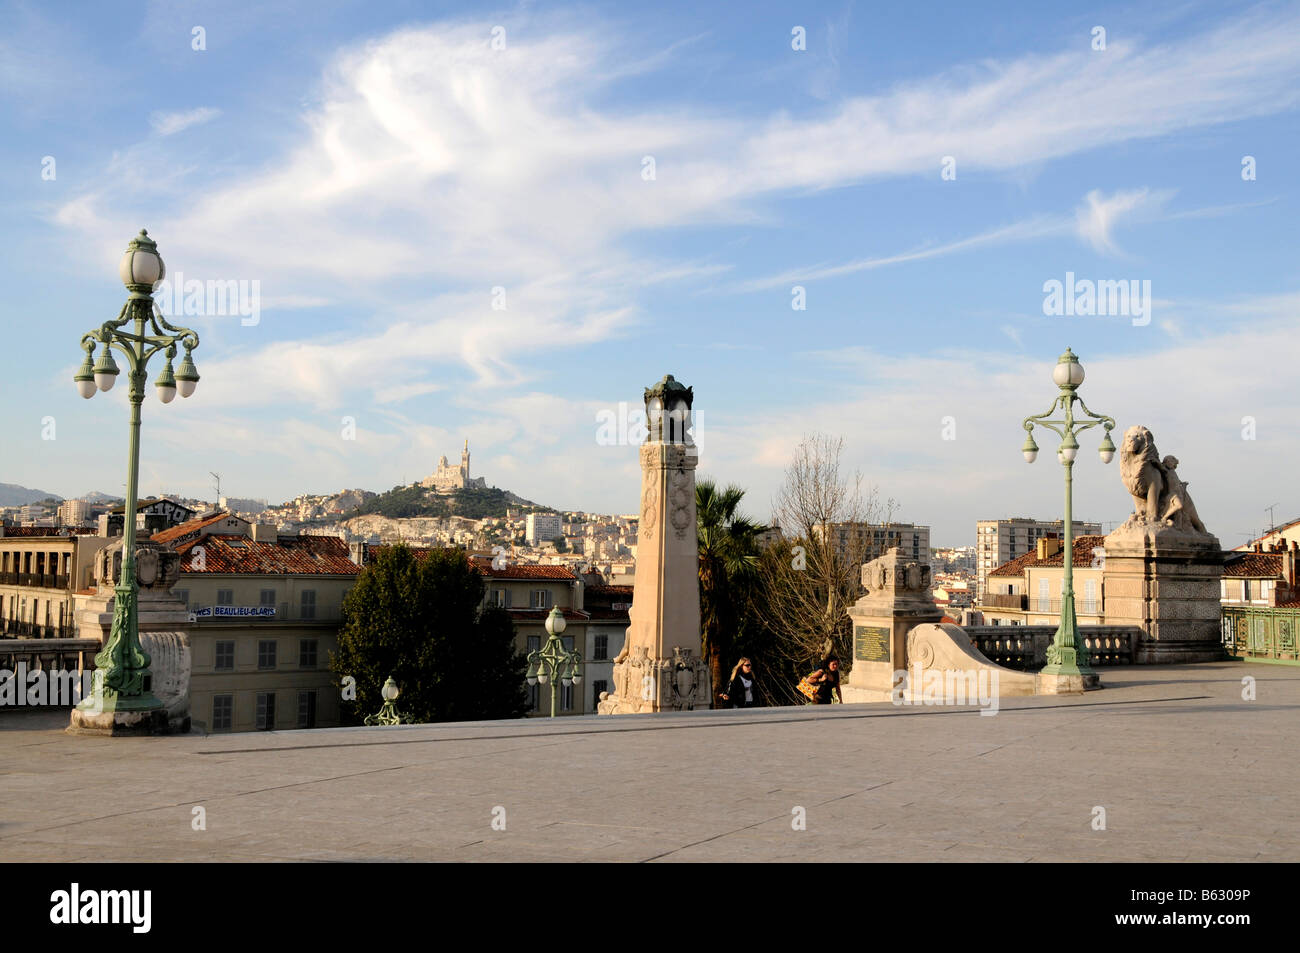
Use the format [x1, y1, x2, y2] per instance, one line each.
[736, 216, 1068, 292]
[150, 107, 221, 136]
[1074, 187, 1172, 255]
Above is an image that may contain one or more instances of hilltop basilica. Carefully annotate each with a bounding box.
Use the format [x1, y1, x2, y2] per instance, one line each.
[421, 439, 487, 492]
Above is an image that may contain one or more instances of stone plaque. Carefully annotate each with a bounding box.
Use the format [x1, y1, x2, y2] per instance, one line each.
[854, 625, 890, 663]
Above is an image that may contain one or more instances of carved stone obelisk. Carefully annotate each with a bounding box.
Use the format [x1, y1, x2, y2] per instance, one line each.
[598, 374, 711, 713]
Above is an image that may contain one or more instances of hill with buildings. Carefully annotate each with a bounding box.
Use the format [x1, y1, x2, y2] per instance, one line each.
[352, 484, 537, 520]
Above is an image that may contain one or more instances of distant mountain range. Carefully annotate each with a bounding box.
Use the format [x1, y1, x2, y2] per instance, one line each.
[0, 485, 124, 507]
[0, 483, 62, 507]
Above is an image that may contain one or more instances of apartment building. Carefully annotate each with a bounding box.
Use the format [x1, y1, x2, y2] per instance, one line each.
[976, 535, 1108, 626]
[814, 521, 931, 568]
[0, 527, 107, 639]
[975, 517, 1102, 601]
[475, 560, 631, 715]
[153, 512, 361, 733]
[525, 512, 563, 547]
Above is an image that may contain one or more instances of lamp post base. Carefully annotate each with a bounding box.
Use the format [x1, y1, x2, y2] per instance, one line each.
[1037, 670, 1101, 694]
[67, 705, 170, 736]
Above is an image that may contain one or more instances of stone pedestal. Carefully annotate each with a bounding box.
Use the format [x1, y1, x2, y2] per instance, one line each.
[67, 538, 193, 736]
[599, 376, 710, 714]
[1102, 522, 1225, 664]
[842, 549, 944, 703]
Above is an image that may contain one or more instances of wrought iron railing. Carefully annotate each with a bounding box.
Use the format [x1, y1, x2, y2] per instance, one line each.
[1222, 606, 1299, 663]
[983, 593, 1026, 609]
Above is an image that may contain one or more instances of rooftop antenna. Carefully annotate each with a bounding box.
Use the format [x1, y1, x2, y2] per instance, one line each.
[211, 471, 222, 506]
[1265, 503, 1280, 533]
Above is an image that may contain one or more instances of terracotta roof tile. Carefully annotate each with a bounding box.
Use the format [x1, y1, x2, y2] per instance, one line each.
[152, 511, 239, 545]
[178, 534, 360, 575]
[0, 527, 78, 538]
[1222, 552, 1285, 578]
[988, 551, 1039, 577]
[472, 560, 577, 580]
[988, 535, 1106, 575]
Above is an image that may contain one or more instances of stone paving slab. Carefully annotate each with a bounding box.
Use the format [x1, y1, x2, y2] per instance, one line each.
[0, 662, 1297, 861]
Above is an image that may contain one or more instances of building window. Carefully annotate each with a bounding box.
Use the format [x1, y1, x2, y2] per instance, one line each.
[593, 634, 608, 661]
[258, 639, 277, 670]
[489, 588, 507, 608]
[217, 589, 234, 606]
[1083, 579, 1097, 614]
[260, 589, 276, 608]
[529, 683, 540, 712]
[212, 694, 233, 732]
[256, 692, 276, 730]
[214, 640, 235, 671]
[561, 681, 575, 711]
[593, 679, 608, 709]
[297, 691, 317, 729]
[299, 638, 318, 669]
[530, 589, 551, 609]
[300, 589, 316, 620]
[526, 635, 541, 654]
[1037, 579, 1050, 613]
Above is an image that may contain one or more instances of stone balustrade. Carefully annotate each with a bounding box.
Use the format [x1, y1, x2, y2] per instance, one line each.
[963, 625, 1141, 670]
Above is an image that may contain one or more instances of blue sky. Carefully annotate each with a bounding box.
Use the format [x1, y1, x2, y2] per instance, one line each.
[2, 0, 1297, 546]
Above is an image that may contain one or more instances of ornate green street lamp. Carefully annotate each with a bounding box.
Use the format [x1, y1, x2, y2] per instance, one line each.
[364, 676, 414, 726]
[1021, 348, 1116, 684]
[525, 607, 583, 717]
[74, 230, 200, 716]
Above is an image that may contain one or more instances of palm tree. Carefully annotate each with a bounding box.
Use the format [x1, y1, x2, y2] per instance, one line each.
[697, 479, 764, 707]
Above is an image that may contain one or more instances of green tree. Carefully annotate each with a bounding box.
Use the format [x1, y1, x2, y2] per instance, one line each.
[330, 544, 528, 723]
[697, 479, 763, 707]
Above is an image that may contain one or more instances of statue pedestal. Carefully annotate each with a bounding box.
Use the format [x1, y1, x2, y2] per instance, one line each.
[1102, 522, 1225, 664]
[599, 646, 711, 714]
[843, 549, 944, 702]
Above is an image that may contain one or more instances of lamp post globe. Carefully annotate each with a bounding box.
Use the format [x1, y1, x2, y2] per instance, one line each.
[1052, 347, 1085, 388]
[118, 229, 165, 289]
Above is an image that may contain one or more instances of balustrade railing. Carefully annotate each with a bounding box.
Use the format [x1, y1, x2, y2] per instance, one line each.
[964, 625, 1138, 670]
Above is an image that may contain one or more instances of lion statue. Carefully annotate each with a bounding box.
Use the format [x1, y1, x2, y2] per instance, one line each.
[1119, 425, 1208, 533]
[1120, 425, 1165, 523]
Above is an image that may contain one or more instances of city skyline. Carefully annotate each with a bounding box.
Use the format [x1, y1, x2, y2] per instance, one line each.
[3, 1, 1296, 547]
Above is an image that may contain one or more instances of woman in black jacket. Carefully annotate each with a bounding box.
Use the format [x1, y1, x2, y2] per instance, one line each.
[807, 656, 842, 705]
[719, 657, 760, 708]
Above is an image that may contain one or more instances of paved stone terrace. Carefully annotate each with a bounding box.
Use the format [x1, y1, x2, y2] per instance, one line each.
[1, 661, 1296, 862]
